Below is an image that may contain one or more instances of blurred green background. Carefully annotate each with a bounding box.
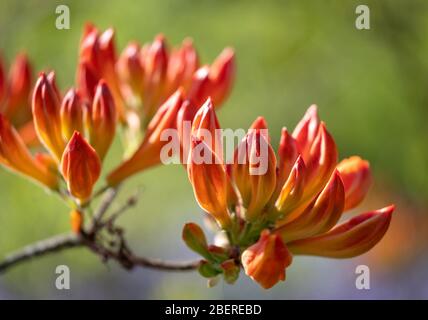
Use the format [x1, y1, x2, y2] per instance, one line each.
[1, 0, 428, 299]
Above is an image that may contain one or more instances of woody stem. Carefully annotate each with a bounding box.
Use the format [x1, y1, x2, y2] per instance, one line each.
[0, 187, 200, 274]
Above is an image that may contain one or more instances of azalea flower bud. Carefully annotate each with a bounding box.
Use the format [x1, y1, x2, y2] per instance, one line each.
[191, 98, 223, 158]
[277, 128, 298, 187]
[232, 131, 276, 222]
[5, 53, 32, 126]
[337, 156, 372, 211]
[287, 205, 394, 258]
[32, 72, 66, 162]
[117, 42, 144, 106]
[142, 34, 168, 119]
[60, 131, 101, 203]
[292, 104, 319, 162]
[60, 89, 85, 141]
[242, 229, 292, 289]
[278, 170, 345, 242]
[188, 48, 235, 108]
[78, 24, 124, 118]
[188, 137, 235, 229]
[0, 114, 58, 188]
[165, 38, 198, 97]
[87, 81, 116, 160]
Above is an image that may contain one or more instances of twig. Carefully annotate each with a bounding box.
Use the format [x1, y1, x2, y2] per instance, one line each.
[88, 187, 119, 234]
[99, 191, 139, 228]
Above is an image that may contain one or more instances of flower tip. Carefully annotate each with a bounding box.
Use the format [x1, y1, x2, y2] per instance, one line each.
[250, 116, 268, 131]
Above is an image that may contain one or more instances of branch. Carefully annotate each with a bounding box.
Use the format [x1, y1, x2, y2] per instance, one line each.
[0, 233, 82, 274]
[0, 187, 200, 274]
[0, 232, 199, 274]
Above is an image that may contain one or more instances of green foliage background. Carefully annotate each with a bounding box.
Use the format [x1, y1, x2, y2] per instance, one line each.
[0, 0, 427, 299]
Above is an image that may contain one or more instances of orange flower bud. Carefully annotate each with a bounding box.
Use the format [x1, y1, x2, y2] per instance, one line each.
[165, 38, 198, 96]
[188, 137, 235, 229]
[278, 170, 345, 242]
[117, 42, 144, 104]
[60, 131, 101, 203]
[142, 34, 168, 119]
[337, 156, 372, 211]
[304, 122, 338, 197]
[78, 24, 124, 118]
[292, 104, 320, 162]
[107, 89, 183, 186]
[70, 209, 83, 234]
[87, 81, 116, 160]
[188, 48, 235, 109]
[277, 128, 298, 187]
[32, 72, 65, 162]
[4, 53, 32, 126]
[231, 131, 276, 222]
[242, 229, 292, 289]
[0, 114, 58, 188]
[275, 155, 306, 214]
[76, 62, 98, 101]
[60, 89, 85, 141]
[191, 98, 222, 158]
[208, 48, 235, 107]
[287, 205, 394, 258]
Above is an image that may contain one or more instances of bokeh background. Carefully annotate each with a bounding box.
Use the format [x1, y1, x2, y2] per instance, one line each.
[1, 0, 428, 299]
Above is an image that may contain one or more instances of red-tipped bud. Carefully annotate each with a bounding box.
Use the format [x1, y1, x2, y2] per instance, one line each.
[337, 156, 372, 211]
[60, 89, 85, 141]
[188, 48, 235, 109]
[277, 128, 299, 186]
[60, 131, 101, 203]
[32, 72, 65, 162]
[287, 205, 394, 258]
[292, 104, 320, 162]
[0, 114, 58, 188]
[188, 137, 235, 229]
[5, 53, 32, 125]
[87, 81, 116, 160]
[278, 170, 345, 242]
[191, 98, 223, 158]
[242, 230, 292, 289]
[117, 42, 145, 102]
[232, 131, 276, 222]
[142, 34, 169, 119]
[165, 38, 199, 96]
